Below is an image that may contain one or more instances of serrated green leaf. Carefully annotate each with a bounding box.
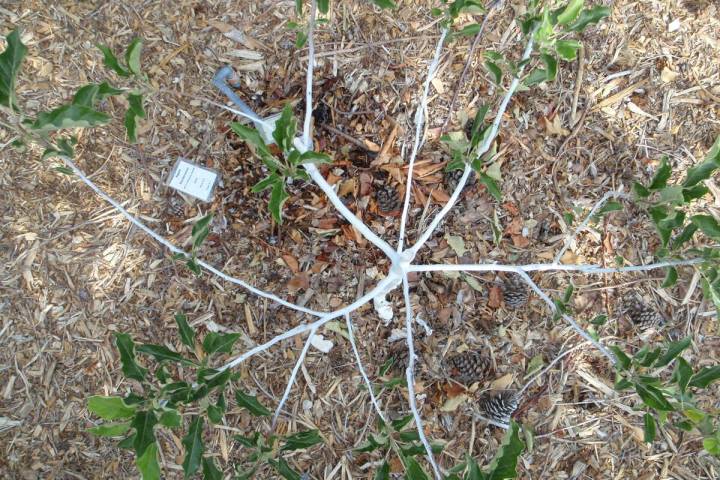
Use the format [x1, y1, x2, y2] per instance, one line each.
[703, 435, 720, 456]
[299, 150, 332, 165]
[374, 461, 390, 480]
[524, 68, 548, 87]
[234, 432, 261, 448]
[181, 416, 204, 478]
[672, 357, 693, 393]
[202, 332, 240, 355]
[484, 61, 502, 84]
[671, 223, 698, 250]
[566, 5, 611, 32]
[272, 104, 297, 152]
[369, 0, 397, 8]
[252, 173, 282, 193]
[689, 366, 720, 389]
[202, 457, 223, 480]
[54, 166, 74, 175]
[128, 93, 146, 118]
[590, 314, 608, 326]
[131, 411, 158, 457]
[136, 442, 160, 480]
[97, 44, 130, 77]
[684, 136, 720, 187]
[682, 184, 709, 202]
[125, 37, 143, 76]
[661, 267, 678, 288]
[594, 200, 623, 220]
[137, 344, 196, 366]
[540, 53, 557, 81]
[269, 458, 301, 480]
[114, 332, 148, 382]
[610, 346, 631, 370]
[555, 39, 581, 61]
[691, 215, 720, 240]
[192, 213, 213, 250]
[269, 180, 290, 224]
[456, 23, 482, 37]
[88, 421, 131, 436]
[649, 156, 672, 190]
[282, 429, 323, 451]
[186, 257, 202, 276]
[655, 337, 692, 368]
[633, 182, 650, 198]
[391, 414, 415, 431]
[31, 104, 110, 131]
[230, 122, 274, 161]
[0, 29, 28, 111]
[634, 383, 674, 411]
[175, 313, 195, 348]
[159, 409, 182, 428]
[643, 413, 656, 443]
[479, 172, 502, 202]
[402, 455, 430, 480]
[557, 0, 584, 25]
[72, 84, 101, 107]
[295, 30, 308, 49]
[235, 390, 271, 416]
[318, 0, 330, 14]
[485, 420, 525, 480]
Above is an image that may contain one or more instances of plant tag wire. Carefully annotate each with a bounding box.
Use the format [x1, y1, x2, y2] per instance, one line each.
[166, 157, 219, 202]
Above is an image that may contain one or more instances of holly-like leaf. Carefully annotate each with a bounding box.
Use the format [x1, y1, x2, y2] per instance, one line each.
[125, 108, 139, 143]
[136, 442, 160, 480]
[555, 39, 581, 61]
[182, 416, 205, 478]
[159, 409, 182, 428]
[202, 457, 223, 480]
[282, 429, 323, 451]
[299, 150, 332, 165]
[88, 422, 131, 436]
[202, 332, 240, 355]
[128, 93, 146, 117]
[479, 172, 502, 202]
[192, 214, 213, 250]
[649, 156, 672, 190]
[485, 420, 525, 480]
[318, 0, 330, 14]
[137, 344, 196, 366]
[235, 390, 271, 416]
[97, 44, 130, 76]
[401, 456, 430, 480]
[689, 366, 720, 389]
[72, 84, 101, 107]
[484, 61, 502, 84]
[634, 383, 674, 411]
[269, 180, 290, 224]
[683, 136, 720, 187]
[672, 223, 698, 250]
[125, 37, 143, 76]
[114, 332, 148, 382]
[672, 357, 693, 393]
[369, 0, 397, 8]
[691, 215, 720, 240]
[31, 104, 110, 131]
[272, 104, 297, 152]
[557, 0, 584, 26]
[269, 458, 301, 480]
[131, 411, 158, 457]
[654, 337, 692, 368]
[566, 5, 611, 32]
[610, 346, 631, 370]
[374, 461, 390, 480]
[0, 29, 28, 111]
[174, 313, 195, 348]
[643, 413, 656, 443]
[661, 266, 678, 288]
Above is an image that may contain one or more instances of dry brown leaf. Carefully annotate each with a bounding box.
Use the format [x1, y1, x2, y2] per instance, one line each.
[359, 173, 373, 196]
[503, 202, 520, 216]
[504, 216, 523, 236]
[430, 189, 450, 203]
[511, 234, 530, 248]
[488, 286, 503, 309]
[338, 178, 356, 198]
[363, 139, 381, 152]
[282, 254, 299, 274]
[541, 115, 570, 136]
[442, 381, 467, 399]
[490, 373, 514, 390]
[287, 273, 310, 293]
[440, 393, 468, 412]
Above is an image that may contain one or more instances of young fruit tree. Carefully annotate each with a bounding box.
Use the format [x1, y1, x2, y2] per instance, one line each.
[2, 0, 720, 478]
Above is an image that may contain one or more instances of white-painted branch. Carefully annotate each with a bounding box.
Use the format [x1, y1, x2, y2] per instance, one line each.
[514, 270, 617, 365]
[220, 272, 400, 371]
[345, 313, 388, 424]
[408, 28, 537, 256]
[410, 258, 703, 275]
[59, 156, 323, 317]
[302, 0, 318, 150]
[553, 191, 630, 264]
[402, 276, 442, 480]
[397, 28, 449, 252]
[272, 327, 317, 427]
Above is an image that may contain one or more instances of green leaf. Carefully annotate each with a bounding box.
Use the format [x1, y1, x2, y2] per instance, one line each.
[136, 442, 160, 480]
[654, 337, 692, 368]
[594, 200, 623, 219]
[192, 214, 213, 250]
[402, 456, 430, 480]
[318, 0, 330, 14]
[186, 257, 202, 276]
[484, 61, 502, 84]
[485, 420, 525, 480]
[98, 81, 125, 99]
[124, 108, 139, 143]
[73, 84, 101, 107]
[125, 37, 143, 76]
[235, 390, 271, 416]
[671, 223, 698, 250]
[688, 366, 720, 388]
[269, 180, 290, 224]
[610, 346, 631, 371]
[557, 0, 584, 25]
[661, 267, 678, 288]
[649, 156, 672, 190]
[31, 104, 110, 131]
[201, 457, 222, 480]
[299, 150, 332, 165]
[295, 0, 303, 14]
[566, 5, 611, 32]
[374, 461, 390, 480]
[590, 314, 607, 326]
[691, 215, 720, 240]
[479, 172, 502, 202]
[682, 184, 710, 202]
[0, 29, 28, 111]
[159, 409, 182, 428]
[137, 344, 196, 365]
[181, 416, 204, 478]
[672, 357, 693, 393]
[684, 136, 720, 187]
[466, 456, 484, 480]
[131, 411, 158, 457]
[269, 458, 301, 480]
[202, 332, 240, 355]
[633, 182, 650, 198]
[230, 122, 273, 157]
[97, 44, 130, 76]
[540, 53, 558, 81]
[369, 0, 397, 8]
[456, 23, 482, 37]
[295, 31, 308, 49]
[175, 313, 195, 348]
[114, 332, 148, 382]
[282, 429, 323, 451]
[524, 68, 548, 87]
[252, 173, 282, 193]
[703, 435, 720, 456]
[88, 421, 131, 436]
[128, 93, 146, 117]
[555, 39, 581, 61]
[643, 413, 656, 443]
[634, 383, 674, 411]
[272, 104, 297, 152]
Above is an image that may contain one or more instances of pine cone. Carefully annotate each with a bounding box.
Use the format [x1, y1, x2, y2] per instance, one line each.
[386, 342, 410, 373]
[445, 350, 493, 384]
[464, 119, 475, 140]
[168, 197, 185, 217]
[444, 168, 476, 193]
[623, 296, 664, 330]
[502, 274, 529, 309]
[375, 184, 401, 214]
[478, 390, 518, 424]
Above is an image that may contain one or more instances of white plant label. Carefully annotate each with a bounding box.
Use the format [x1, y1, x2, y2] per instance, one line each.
[167, 158, 219, 202]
